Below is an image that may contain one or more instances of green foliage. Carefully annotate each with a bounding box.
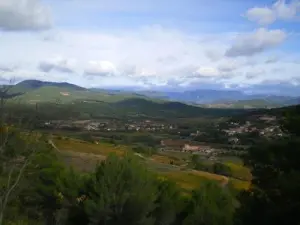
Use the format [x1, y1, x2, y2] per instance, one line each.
[1, 130, 238, 225]
[236, 107, 300, 225]
[84, 154, 157, 225]
[17, 144, 65, 225]
[132, 144, 157, 156]
[281, 104, 300, 136]
[79, 133, 94, 143]
[190, 155, 232, 177]
[179, 181, 235, 225]
[152, 179, 182, 225]
[126, 134, 160, 147]
[190, 155, 213, 172]
[57, 169, 90, 225]
[213, 162, 232, 177]
[0, 128, 26, 160]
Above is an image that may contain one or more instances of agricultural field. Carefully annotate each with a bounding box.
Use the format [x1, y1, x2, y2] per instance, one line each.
[51, 137, 251, 191]
[53, 137, 128, 156]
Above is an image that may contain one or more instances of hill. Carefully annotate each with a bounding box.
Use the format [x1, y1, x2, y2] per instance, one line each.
[204, 99, 282, 109]
[4, 80, 299, 109]
[0, 80, 252, 119]
[3, 80, 86, 99]
[12, 97, 250, 121]
[15, 80, 85, 91]
[138, 89, 300, 107]
[13, 86, 155, 105]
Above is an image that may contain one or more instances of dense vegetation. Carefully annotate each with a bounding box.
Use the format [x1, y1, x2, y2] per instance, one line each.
[0, 130, 236, 225]
[1, 83, 300, 225]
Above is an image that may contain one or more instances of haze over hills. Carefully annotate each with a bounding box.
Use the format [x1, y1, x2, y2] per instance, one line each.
[137, 89, 300, 105]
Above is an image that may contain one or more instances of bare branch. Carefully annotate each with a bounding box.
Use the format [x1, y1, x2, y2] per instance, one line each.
[0, 155, 31, 224]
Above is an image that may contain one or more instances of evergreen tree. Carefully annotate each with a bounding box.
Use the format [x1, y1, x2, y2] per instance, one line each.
[84, 154, 158, 225]
[179, 181, 235, 225]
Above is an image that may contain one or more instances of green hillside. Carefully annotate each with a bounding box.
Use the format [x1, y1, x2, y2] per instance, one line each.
[16, 79, 85, 91]
[4, 80, 250, 120]
[204, 99, 281, 109]
[13, 86, 158, 104]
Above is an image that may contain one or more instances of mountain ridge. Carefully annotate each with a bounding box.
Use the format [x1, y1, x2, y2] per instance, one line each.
[16, 80, 86, 91]
[4, 79, 300, 108]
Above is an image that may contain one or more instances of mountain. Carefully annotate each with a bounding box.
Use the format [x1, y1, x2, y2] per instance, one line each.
[136, 89, 300, 108]
[3, 79, 299, 109]
[15, 80, 86, 92]
[13, 86, 155, 104]
[204, 99, 282, 109]
[164, 90, 245, 103]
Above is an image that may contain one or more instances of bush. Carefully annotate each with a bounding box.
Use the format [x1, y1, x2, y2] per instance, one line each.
[132, 144, 157, 156]
[213, 162, 232, 177]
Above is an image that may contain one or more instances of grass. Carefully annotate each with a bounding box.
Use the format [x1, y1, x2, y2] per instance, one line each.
[53, 137, 129, 156]
[219, 156, 244, 165]
[150, 154, 185, 166]
[229, 178, 251, 190]
[226, 162, 252, 181]
[59, 151, 105, 172]
[158, 150, 191, 161]
[160, 169, 230, 190]
[160, 171, 211, 190]
[52, 137, 250, 191]
[190, 170, 228, 183]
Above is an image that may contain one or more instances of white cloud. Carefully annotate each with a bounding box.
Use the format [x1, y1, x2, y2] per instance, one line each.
[0, 25, 299, 89]
[225, 28, 287, 57]
[0, 64, 17, 72]
[193, 67, 220, 77]
[217, 59, 241, 73]
[265, 56, 280, 64]
[39, 56, 77, 73]
[139, 68, 157, 77]
[245, 0, 300, 25]
[245, 7, 276, 25]
[205, 49, 223, 62]
[0, 0, 52, 31]
[84, 60, 117, 76]
[273, 0, 300, 19]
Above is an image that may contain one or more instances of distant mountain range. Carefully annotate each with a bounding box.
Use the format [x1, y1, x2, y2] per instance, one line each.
[137, 89, 300, 108]
[3, 80, 300, 109]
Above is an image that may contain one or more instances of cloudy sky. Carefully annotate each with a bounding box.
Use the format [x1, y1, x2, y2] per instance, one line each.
[0, 0, 300, 93]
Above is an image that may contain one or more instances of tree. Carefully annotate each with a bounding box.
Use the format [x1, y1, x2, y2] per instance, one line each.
[178, 181, 235, 225]
[189, 155, 212, 172]
[213, 162, 232, 177]
[83, 154, 158, 225]
[20, 145, 65, 225]
[0, 83, 43, 225]
[56, 169, 90, 225]
[152, 179, 182, 225]
[236, 107, 300, 225]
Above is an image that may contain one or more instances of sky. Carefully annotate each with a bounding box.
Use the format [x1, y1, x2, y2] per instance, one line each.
[0, 0, 300, 94]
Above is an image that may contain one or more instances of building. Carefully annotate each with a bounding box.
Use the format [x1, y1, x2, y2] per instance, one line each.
[160, 139, 186, 151]
[182, 144, 201, 152]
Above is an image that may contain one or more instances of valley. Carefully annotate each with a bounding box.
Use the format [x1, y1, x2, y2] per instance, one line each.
[2, 0, 300, 223]
[1, 79, 299, 225]
[4, 80, 282, 190]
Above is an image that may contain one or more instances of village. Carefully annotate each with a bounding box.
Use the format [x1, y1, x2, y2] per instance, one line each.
[41, 119, 178, 132]
[39, 114, 284, 162]
[221, 115, 284, 143]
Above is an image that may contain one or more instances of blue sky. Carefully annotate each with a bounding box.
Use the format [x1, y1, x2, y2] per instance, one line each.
[0, 0, 300, 94]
